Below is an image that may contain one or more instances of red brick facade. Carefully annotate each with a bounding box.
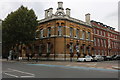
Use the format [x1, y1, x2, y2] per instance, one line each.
[91, 20, 120, 56]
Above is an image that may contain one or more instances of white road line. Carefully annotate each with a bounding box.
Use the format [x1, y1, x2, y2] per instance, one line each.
[20, 76, 35, 78]
[4, 72, 19, 78]
[8, 68, 35, 76]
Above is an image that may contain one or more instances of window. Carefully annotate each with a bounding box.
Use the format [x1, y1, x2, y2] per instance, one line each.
[94, 38, 96, 46]
[76, 43, 79, 52]
[98, 50, 100, 55]
[39, 44, 42, 54]
[47, 43, 51, 53]
[88, 32, 91, 40]
[35, 30, 39, 39]
[70, 27, 73, 37]
[104, 40, 106, 47]
[101, 31, 102, 36]
[48, 27, 51, 37]
[97, 30, 99, 34]
[76, 29, 79, 38]
[102, 50, 104, 56]
[99, 30, 101, 35]
[40, 29, 43, 38]
[98, 38, 100, 46]
[58, 26, 62, 36]
[83, 45, 86, 54]
[113, 42, 114, 48]
[101, 39, 103, 47]
[82, 31, 85, 40]
[108, 33, 110, 37]
[94, 29, 96, 34]
[70, 43, 73, 53]
[94, 50, 96, 55]
[104, 32, 106, 36]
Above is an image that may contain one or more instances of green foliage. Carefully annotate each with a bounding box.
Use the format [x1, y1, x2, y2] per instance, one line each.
[2, 5, 38, 48]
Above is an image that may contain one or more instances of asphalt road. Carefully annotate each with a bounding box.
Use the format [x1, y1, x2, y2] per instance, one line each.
[2, 60, 119, 78]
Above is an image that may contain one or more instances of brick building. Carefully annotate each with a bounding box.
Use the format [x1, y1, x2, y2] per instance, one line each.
[34, 2, 94, 60]
[20, 2, 120, 60]
[91, 20, 120, 56]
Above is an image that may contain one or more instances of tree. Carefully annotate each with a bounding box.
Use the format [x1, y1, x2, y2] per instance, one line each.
[2, 5, 38, 57]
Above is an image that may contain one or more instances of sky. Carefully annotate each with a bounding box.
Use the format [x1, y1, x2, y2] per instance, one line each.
[0, 0, 119, 31]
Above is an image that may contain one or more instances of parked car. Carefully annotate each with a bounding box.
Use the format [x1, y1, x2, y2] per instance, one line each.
[92, 55, 104, 61]
[102, 56, 107, 61]
[106, 56, 112, 61]
[113, 55, 120, 60]
[111, 55, 117, 60]
[106, 55, 117, 61]
[77, 55, 93, 62]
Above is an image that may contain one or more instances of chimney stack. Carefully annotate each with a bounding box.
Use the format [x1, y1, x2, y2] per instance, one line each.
[48, 8, 53, 17]
[85, 13, 91, 24]
[45, 9, 48, 18]
[66, 8, 71, 17]
[58, 2, 63, 8]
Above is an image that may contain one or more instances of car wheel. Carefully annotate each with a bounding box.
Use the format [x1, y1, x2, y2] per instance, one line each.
[97, 59, 99, 62]
[84, 59, 86, 62]
[91, 59, 93, 62]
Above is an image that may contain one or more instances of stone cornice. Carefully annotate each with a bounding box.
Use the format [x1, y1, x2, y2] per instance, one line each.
[38, 15, 92, 28]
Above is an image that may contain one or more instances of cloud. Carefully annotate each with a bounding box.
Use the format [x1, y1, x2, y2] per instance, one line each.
[0, 0, 119, 31]
[0, 2, 45, 20]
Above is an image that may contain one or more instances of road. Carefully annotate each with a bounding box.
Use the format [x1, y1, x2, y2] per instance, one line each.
[2, 60, 119, 78]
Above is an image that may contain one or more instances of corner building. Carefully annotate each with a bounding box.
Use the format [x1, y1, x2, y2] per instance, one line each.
[35, 2, 94, 60]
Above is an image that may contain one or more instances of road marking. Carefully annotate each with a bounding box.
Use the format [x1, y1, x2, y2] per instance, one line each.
[2, 71, 13, 73]
[3, 68, 35, 78]
[8, 68, 35, 76]
[20, 76, 35, 78]
[4, 72, 18, 78]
